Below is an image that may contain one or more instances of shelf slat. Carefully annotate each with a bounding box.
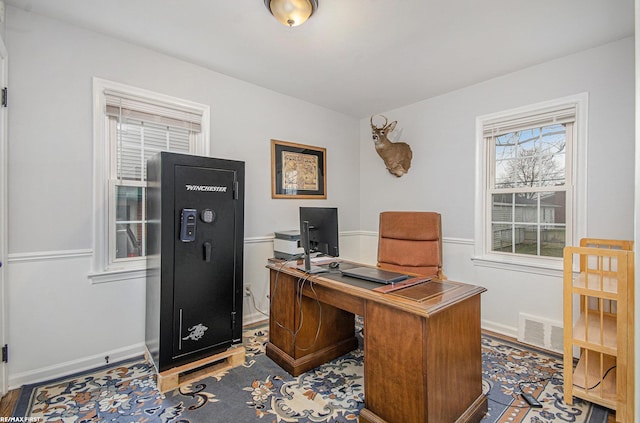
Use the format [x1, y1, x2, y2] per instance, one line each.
[572, 310, 618, 352]
[573, 272, 619, 296]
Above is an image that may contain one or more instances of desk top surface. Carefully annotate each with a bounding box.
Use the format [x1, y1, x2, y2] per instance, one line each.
[267, 259, 486, 317]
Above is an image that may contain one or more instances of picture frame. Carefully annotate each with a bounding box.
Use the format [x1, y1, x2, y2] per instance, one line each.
[271, 139, 327, 199]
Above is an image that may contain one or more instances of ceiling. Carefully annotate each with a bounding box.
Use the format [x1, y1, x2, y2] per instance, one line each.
[4, 0, 635, 118]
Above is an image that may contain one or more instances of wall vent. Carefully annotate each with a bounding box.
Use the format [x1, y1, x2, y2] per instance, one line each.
[518, 313, 563, 354]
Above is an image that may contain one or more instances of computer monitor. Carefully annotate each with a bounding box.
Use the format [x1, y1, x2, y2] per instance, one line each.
[299, 207, 339, 272]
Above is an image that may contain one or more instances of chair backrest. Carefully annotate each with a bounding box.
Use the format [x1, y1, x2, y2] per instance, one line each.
[377, 211, 444, 278]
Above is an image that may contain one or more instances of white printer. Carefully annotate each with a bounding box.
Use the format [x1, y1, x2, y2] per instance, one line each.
[273, 230, 304, 260]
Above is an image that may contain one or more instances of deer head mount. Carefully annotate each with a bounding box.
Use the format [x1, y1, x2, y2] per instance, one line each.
[370, 115, 413, 177]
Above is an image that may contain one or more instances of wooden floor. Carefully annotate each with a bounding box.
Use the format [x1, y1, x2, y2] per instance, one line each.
[0, 389, 19, 417]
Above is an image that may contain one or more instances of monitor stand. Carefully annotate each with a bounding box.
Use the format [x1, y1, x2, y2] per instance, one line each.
[296, 264, 329, 274]
[296, 252, 328, 274]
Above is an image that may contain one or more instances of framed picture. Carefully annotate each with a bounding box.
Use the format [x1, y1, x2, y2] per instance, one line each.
[271, 139, 327, 199]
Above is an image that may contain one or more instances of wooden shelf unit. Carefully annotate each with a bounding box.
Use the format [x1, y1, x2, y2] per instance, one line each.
[563, 238, 634, 422]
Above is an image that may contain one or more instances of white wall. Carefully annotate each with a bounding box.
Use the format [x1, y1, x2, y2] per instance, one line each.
[359, 37, 635, 336]
[5, 7, 360, 387]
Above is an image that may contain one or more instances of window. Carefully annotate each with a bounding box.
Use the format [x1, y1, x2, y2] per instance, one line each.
[474, 94, 587, 272]
[91, 78, 210, 282]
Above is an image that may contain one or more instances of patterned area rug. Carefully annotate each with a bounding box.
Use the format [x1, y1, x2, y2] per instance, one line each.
[481, 335, 609, 423]
[13, 322, 609, 422]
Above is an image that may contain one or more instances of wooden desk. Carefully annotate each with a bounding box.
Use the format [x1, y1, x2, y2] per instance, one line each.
[266, 261, 488, 423]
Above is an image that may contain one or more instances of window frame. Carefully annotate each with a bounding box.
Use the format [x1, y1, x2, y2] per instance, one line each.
[473, 93, 588, 275]
[90, 78, 210, 283]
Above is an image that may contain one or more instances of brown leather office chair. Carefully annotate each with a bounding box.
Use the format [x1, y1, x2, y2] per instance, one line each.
[377, 211, 445, 279]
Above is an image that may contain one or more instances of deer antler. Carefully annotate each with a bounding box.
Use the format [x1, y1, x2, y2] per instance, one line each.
[370, 114, 388, 130]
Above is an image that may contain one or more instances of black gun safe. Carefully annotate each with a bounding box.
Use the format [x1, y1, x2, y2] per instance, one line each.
[145, 152, 244, 372]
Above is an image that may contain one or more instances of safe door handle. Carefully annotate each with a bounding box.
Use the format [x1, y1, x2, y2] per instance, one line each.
[203, 241, 212, 262]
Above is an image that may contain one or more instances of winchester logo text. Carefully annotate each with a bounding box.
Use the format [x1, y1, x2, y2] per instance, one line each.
[185, 185, 227, 192]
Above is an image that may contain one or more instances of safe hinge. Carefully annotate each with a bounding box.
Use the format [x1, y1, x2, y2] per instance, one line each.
[230, 311, 237, 330]
[1, 87, 7, 107]
[233, 180, 239, 200]
[1, 344, 7, 363]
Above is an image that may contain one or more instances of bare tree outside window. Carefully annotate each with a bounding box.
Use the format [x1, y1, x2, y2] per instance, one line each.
[490, 123, 568, 257]
[495, 125, 566, 192]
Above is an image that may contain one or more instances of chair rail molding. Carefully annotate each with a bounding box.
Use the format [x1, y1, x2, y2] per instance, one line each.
[8, 249, 93, 263]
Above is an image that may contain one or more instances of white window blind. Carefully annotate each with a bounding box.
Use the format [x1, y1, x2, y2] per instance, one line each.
[483, 105, 576, 138]
[105, 90, 202, 131]
[112, 118, 191, 182]
[105, 90, 200, 182]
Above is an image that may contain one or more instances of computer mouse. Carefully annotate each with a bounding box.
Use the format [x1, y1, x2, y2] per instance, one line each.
[329, 261, 340, 269]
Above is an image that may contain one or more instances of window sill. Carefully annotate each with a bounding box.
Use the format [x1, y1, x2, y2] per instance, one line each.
[88, 266, 147, 284]
[471, 254, 563, 277]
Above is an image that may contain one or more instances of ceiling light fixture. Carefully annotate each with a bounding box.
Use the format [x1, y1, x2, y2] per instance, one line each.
[264, 0, 318, 27]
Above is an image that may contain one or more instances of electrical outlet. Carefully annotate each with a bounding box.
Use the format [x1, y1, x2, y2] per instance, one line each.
[244, 286, 251, 297]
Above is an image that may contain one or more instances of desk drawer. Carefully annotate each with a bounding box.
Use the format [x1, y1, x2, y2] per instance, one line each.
[301, 280, 365, 315]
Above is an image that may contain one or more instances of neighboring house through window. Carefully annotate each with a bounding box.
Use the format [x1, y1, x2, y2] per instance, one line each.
[474, 94, 587, 273]
[91, 78, 210, 283]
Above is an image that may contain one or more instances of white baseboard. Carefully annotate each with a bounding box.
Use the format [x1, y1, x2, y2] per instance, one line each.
[481, 319, 518, 339]
[243, 311, 269, 327]
[9, 343, 145, 389]
[9, 310, 271, 389]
